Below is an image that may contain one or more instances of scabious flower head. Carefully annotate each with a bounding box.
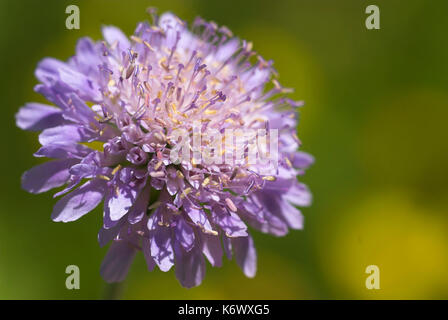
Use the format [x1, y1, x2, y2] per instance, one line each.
[16, 10, 313, 287]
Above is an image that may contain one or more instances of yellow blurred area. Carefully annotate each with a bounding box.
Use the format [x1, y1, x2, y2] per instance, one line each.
[319, 191, 448, 299]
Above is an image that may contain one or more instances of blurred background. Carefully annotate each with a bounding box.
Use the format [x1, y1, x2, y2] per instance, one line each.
[0, 0, 447, 299]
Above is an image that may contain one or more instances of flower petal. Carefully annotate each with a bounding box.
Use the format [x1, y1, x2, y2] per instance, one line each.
[38, 125, 93, 145]
[261, 193, 304, 230]
[58, 67, 101, 101]
[102, 26, 130, 50]
[106, 183, 137, 222]
[142, 237, 156, 271]
[292, 151, 314, 169]
[175, 218, 195, 252]
[34, 142, 92, 159]
[15, 103, 63, 131]
[98, 219, 124, 247]
[174, 243, 206, 288]
[212, 206, 248, 238]
[100, 240, 136, 283]
[222, 235, 233, 260]
[21, 159, 78, 194]
[149, 215, 175, 272]
[127, 184, 151, 224]
[200, 233, 223, 267]
[279, 201, 304, 230]
[232, 235, 257, 278]
[72, 37, 102, 75]
[185, 202, 216, 235]
[52, 179, 105, 222]
[62, 93, 99, 124]
[284, 183, 312, 207]
[35, 58, 69, 84]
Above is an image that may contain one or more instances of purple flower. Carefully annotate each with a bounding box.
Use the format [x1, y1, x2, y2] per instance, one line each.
[16, 10, 313, 288]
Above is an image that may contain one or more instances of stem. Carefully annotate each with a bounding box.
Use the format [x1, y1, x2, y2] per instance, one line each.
[102, 282, 125, 300]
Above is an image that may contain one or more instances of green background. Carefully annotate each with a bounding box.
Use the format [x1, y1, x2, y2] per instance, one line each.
[1, 0, 447, 299]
